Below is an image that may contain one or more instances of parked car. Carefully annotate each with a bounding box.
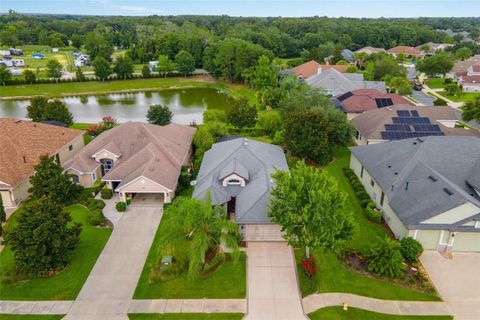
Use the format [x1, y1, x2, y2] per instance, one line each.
[412, 81, 423, 91]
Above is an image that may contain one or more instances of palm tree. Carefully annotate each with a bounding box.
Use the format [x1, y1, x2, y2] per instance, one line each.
[160, 196, 240, 281]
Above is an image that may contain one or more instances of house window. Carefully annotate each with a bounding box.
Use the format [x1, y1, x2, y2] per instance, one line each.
[71, 175, 79, 184]
[92, 172, 97, 181]
[355, 130, 361, 140]
[100, 159, 114, 176]
[370, 179, 375, 187]
[69, 145, 73, 151]
[360, 166, 364, 178]
[227, 179, 242, 186]
[380, 191, 385, 206]
[55, 153, 61, 163]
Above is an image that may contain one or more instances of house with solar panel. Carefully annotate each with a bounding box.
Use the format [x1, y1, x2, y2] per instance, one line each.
[350, 136, 480, 252]
[332, 89, 414, 119]
[352, 105, 480, 145]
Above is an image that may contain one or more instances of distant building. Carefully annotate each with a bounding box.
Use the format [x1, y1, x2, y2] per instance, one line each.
[448, 55, 480, 79]
[9, 48, 23, 56]
[416, 42, 453, 56]
[341, 49, 354, 62]
[387, 46, 425, 59]
[284, 60, 349, 80]
[354, 46, 386, 55]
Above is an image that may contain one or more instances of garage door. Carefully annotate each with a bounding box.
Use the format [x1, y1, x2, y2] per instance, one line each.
[242, 224, 284, 242]
[453, 232, 480, 252]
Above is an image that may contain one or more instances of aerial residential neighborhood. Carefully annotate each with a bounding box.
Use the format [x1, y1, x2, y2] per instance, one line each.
[0, 2, 480, 320]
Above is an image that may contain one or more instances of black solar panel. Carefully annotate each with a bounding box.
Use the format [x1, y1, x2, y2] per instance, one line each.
[413, 124, 442, 132]
[397, 110, 410, 117]
[385, 124, 411, 131]
[380, 131, 445, 140]
[337, 91, 353, 101]
[392, 117, 431, 124]
[375, 98, 394, 108]
[411, 110, 420, 117]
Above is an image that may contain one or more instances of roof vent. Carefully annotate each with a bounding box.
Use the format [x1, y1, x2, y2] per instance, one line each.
[428, 175, 437, 182]
[443, 188, 453, 196]
[394, 172, 398, 175]
[387, 165, 391, 168]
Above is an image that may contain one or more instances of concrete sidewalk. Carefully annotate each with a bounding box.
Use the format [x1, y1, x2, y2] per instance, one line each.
[244, 242, 308, 320]
[302, 293, 450, 316]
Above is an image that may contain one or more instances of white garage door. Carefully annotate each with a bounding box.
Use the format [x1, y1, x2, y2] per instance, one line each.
[453, 232, 480, 252]
[242, 224, 284, 242]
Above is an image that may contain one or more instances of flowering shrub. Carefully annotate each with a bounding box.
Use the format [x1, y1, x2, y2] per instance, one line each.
[86, 116, 118, 137]
[301, 256, 317, 278]
[102, 116, 117, 129]
[86, 123, 103, 136]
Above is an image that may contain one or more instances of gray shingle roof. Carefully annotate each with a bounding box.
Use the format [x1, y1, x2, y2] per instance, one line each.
[350, 136, 480, 231]
[192, 137, 289, 224]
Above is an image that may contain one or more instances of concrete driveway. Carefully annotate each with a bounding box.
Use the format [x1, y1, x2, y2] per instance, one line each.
[420, 250, 480, 320]
[244, 242, 308, 320]
[64, 206, 162, 319]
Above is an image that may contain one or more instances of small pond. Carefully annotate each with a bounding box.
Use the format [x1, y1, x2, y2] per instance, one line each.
[0, 87, 234, 124]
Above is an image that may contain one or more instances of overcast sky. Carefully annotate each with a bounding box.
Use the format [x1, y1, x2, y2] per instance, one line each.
[1, 0, 479, 18]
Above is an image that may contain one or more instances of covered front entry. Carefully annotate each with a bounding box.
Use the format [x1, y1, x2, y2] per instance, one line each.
[129, 193, 164, 206]
[241, 224, 284, 242]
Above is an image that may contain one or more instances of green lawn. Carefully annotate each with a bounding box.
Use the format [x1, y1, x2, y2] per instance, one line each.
[128, 314, 244, 320]
[0, 205, 111, 300]
[296, 147, 439, 301]
[425, 79, 445, 89]
[133, 205, 246, 299]
[437, 91, 480, 102]
[308, 307, 452, 320]
[69, 123, 94, 144]
[0, 316, 64, 320]
[1, 45, 74, 73]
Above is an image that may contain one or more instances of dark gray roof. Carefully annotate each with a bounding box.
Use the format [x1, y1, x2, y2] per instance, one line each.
[350, 136, 480, 231]
[192, 137, 289, 224]
[341, 49, 354, 62]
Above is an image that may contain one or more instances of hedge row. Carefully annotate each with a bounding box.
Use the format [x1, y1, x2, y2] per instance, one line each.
[343, 168, 382, 224]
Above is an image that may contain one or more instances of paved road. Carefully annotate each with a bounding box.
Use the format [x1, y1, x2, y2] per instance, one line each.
[421, 251, 480, 320]
[64, 206, 162, 319]
[244, 242, 308, 320]
[411, 91, 435, 106]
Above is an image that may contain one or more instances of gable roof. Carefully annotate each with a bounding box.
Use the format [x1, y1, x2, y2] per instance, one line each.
[387, 46, 424, 57]
[341, 49, 354, 62]
[350, 136, 480, 231]
[332, 89, 414, 113]
[64, 122, 195, 190]
[354, 46, 386, 55]
[353, 105, 480, 141]
[288, 60, 348, 79]
[192, 137, 289, 224]
[0, 119, 84, 189]
[306, 68, 386, 95]
[452, 55, 480, 75]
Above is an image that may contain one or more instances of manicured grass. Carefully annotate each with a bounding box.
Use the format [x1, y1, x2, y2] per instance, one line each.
[128, 314, 244, 320]
[296, 147, 439, 301]
[437, 91, 480, 102]
[0, 205, 111, 300]
[308, 307, 453, 320]
[425, 79, 445, 89]
[0, 316, 64, 320]
[134, 206, 246, 299]
[69, 123, 94, 144]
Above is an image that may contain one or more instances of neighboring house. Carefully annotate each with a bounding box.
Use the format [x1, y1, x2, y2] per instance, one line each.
[149, 61, 158, 71]
[448, 55, 480, 78]
[387, 46, 425, 58]
[63, 122, 196, 205]
[332, 88, 414, 119]
[9, 48, 23, 56]
[416, 42, 453, 56]
[341, 49, 354, 62]
[0, 59, 13, 67]
[354, 46, 386, 55]
[457, 64, 480, 92]
[285, 60, 349, 80]
[11, 59, 25, 67]
[0, 119, 84, 209]
[350, 136, 480, 252]
[8, 67, 23, 76]
[192, 137, 289, 240]
[352, 105, 479, 145]
[306, 68, 386, 96]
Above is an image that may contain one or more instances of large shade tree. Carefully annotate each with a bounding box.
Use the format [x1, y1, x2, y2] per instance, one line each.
[462, 96, 480, 123]
[268, 161, 354, 257]
[146, 104, 173, 126]
[227, 97, 258, 130]
[113, 55, 134, 80]
[3, 197, 81, 276]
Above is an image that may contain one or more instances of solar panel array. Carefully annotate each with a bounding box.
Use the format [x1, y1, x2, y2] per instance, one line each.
[375, 98, 394, 108]
[380, 110, 445, 140]
[337, 91, 353, 101]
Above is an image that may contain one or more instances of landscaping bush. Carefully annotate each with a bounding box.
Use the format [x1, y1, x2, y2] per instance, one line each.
[101, 188, 113, 200]
[301, 255, 318, 278]
[116, 202, 127, 212]
[149, 258, 187, 283]
[203, 252, 224, 273]
[88, 208, 106, 226]
[366, 207, 382, 224]
[434, 96, 448, 106]
[400, 237, 424, 262]
[365, 236, 405, 279]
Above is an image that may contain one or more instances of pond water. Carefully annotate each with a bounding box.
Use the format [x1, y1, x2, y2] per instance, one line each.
[0, 87, 235, 124]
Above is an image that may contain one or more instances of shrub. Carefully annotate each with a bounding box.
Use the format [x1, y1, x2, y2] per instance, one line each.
[203, 252, 223, 272]
[365, 236, 405, 278]
[101, 188, 113, 199]
[88, 209, 106, 226]
[203, 109, 227, 123]
[366, 207, 382, 223]
[272, 130, 284, 145]
[116, 202, 127, 212]
[400, 237, 424, 262]
[301, 255, 317, 278]
[149, 258, 187, 283]
[434, 97, 448, 106]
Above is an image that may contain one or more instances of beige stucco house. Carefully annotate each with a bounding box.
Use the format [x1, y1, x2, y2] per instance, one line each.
[350, 136, 480, 252]
[0, 119, 84, 209]
[63, 122, 195, 206]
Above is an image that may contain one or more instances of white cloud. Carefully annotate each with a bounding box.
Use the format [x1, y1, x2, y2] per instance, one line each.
[118, 5, 163, 14]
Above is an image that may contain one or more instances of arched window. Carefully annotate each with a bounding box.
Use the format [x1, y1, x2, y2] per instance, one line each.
[100, 159, 114, 176]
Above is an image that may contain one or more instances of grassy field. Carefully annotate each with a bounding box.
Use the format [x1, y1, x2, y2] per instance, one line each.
[134, 206, 247, 299]
[1, 45, 74, 73]
[438, 91, 480, 102]
[308, 307, 453, 320]
[0, 316, 64, 320]
[128, 314, 244, 320]
[0, 205, 111, 300]
[425, 79, 445, 89]
[296, 147, 439, 301]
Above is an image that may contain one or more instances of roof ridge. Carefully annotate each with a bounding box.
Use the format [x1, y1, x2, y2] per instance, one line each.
[142, 123, 181, 169]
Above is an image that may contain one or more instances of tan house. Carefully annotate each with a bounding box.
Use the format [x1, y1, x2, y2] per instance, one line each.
[0, 119, 84, 209]
[387, 46, 424, 58]
[352, 105, 479, 145]
[350, 136, 480, 252]
[285, 60, 349, 80]
[354, 46, 386, 55]
[63, 122, 196, 205]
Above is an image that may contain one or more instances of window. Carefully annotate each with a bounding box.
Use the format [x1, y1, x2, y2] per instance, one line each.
[100, 159, 114, 176]
[69, 145, 73, 151]
[355, 130, 361, 140]
[370, 179, 375, 187]
[55, 153, 60, 163]
[380, 191, 385, 206]
[71, 175, 79, 184]
[360, 166, 364, 178]
[92, 172, 97, 181]
[227, 179, 241, 186]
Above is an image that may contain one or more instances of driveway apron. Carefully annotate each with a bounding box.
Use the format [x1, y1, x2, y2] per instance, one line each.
[244, 242, 308, 320]
[64, 206, 162, 319]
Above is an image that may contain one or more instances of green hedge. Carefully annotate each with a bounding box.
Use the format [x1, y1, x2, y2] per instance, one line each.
[101, 188, 113, 200]
[116, 202, 127, 212]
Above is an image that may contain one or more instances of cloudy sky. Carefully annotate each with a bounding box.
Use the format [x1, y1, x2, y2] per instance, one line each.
[1, 0, 479, 18]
